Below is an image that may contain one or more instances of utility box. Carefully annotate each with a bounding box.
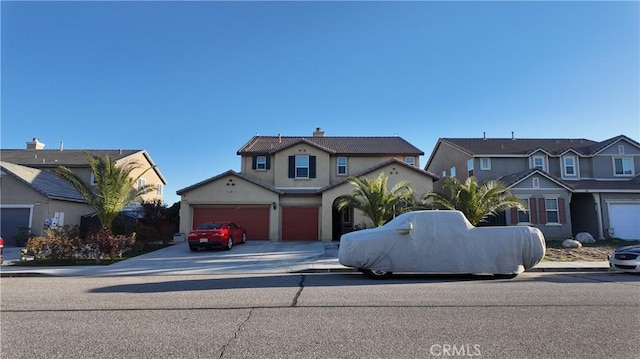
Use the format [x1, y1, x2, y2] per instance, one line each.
[173, 233, 186, 243]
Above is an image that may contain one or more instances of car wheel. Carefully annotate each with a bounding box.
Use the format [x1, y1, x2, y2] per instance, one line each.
[363, 269, 393, 279]
[241, 232, 247, 244]
[225, 237, 233, 250]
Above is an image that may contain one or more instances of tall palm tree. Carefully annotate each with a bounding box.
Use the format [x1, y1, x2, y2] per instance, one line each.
[52, 152, 155, 230]
[334, 172, 415, 227]
[423, 176, 525, 226]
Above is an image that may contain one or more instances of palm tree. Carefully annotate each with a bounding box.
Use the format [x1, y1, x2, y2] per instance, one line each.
[52, 152, 155, 230]
[334, 172, 415, 227]
[423, 176, 525, 226]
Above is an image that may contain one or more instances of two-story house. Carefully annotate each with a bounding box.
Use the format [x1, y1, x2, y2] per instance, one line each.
[0, 138, 166, 246]
[425, 134, 640, 240]
[177, 128, 438, 241]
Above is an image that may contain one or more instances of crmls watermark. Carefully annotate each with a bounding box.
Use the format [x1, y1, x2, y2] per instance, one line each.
[430, 344, 482, 357]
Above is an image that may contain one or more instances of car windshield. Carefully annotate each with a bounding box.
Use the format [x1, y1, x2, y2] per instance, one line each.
[198, 223, 224, 230]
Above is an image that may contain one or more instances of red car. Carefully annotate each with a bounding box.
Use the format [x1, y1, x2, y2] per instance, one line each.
[188, 222, 247, 252]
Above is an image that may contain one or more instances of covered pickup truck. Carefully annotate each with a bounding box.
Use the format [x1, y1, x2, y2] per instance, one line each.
[338, 210, 546, 279]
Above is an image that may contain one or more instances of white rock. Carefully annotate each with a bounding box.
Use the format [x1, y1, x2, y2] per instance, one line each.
[575, 232, 596, 244]
[562, 239, 582, 248]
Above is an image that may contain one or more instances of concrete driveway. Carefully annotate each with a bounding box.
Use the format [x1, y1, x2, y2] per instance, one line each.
[0, 241, 345, 277]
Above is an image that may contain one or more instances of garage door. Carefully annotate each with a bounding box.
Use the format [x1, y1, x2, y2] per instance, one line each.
[282, 207, 318, 241]
[1, 207, 31, 247]
[609, 204, 640, 240]
[193, 206, 270, 240]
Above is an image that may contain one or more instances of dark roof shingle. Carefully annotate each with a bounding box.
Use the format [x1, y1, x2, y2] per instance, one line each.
[237, 136, 424, 156]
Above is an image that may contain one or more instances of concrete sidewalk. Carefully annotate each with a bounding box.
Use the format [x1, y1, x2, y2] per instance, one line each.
[0, 241, 611, 277]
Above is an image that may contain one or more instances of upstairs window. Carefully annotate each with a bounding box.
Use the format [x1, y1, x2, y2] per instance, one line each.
[252, 156, 270, 171]
[90, 173, 97, 186]
[613, 157, 633, 176]
[137, 178, 146, 190]
[156, 184, 163, 196]
[532, 155, 546, 171]
[404, 156, 415, 166]
[480, 158, 491, 170]
[563, 156, 576, 176]
[337, 156, 347, 175]
[450, 166, 456, 178]
[467, 159, 474, 177]
[288, 155, 316, 179]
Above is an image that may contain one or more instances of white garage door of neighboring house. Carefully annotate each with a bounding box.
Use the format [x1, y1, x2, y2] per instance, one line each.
[1, 207, 32, 247]
[608, 204, 640, 240]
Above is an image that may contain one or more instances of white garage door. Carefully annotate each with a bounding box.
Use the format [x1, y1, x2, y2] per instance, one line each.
[609, 204, 640, 240]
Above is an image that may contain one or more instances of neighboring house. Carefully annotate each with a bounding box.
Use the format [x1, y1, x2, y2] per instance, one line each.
[177, 128, 438, 241]
[424, 134, 640, 240]
[0, 138, 167, 245]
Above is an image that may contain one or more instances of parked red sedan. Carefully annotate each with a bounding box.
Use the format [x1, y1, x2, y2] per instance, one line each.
[188, 222, 247, 252]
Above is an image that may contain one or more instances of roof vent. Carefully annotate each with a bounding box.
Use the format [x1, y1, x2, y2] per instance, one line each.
[313, 127, 325, 137]
[511, 131, 515, 140]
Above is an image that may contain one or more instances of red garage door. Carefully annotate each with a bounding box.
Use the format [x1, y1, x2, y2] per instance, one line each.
[282, 207, 318, 241]
[193, 206, 270, 240]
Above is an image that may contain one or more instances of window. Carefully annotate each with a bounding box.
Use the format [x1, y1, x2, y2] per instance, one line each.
[337, 156, 347, 175]
[517, 198, 530, 223]
[545, 198, 559, 223]
[156, 184, 163, 196]
[480, 158, 491, 170]
[296, 156, 309, 178]
[90, 173, 97, 186]
[256, 156, 267, 170]
[563, 156, 576, 176]
[450, 167, 456, 178]
[137, 178, 146, 190]
[532, 155, 546, 171]
[442, 171, 446, 178]
[467, 159, 474, 177]
[613, 157, 633, 176]
[405, 157, 415, 166]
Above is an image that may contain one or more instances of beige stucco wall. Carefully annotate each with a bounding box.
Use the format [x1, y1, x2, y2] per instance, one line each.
[179, 174, 280, 238]
[0, 174, 93, 237]
[118, 152, 165, 203]
[273, 145, 331, 188]
[319, 164, 435, 241]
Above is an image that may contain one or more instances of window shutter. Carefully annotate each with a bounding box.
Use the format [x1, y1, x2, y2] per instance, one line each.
[538, 198, 547, 224]
[252, 156, 257, 170]
[558, 197, 566, 224]
[510, 208, 518, 225]
[309, 156, 316, 178]
[266, 156, 271, 170]
[529, 197, 538, 224]
[288, 156, 295, 178]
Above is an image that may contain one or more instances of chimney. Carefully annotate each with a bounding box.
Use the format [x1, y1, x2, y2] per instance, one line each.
[313, 127, 325, 137]
[26, 138, 45, 150]
[511, 131, 515, 140]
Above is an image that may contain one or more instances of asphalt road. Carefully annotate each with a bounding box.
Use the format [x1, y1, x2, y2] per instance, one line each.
[2, 271, 639, 359]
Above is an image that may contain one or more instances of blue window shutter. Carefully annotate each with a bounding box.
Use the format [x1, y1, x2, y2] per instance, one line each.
[310, 156, 316, 178]
[288, 156, 295, 178]
[266, 156, 271, 170]
[252, 156, 257, 170]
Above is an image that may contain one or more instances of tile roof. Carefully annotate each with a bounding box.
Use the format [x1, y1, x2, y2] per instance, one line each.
[439, 135, 639, 156]
[0, 149, 142, 167]
[237, 136, 424, 156]
[0, 161, 87, 202]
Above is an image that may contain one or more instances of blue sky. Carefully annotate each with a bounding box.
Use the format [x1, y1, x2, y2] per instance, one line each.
[2, 1, 639, 205]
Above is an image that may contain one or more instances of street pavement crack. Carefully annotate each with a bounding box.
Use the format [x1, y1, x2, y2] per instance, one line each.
[219, 308, 253, 359]
[291, 274, 305, 307]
